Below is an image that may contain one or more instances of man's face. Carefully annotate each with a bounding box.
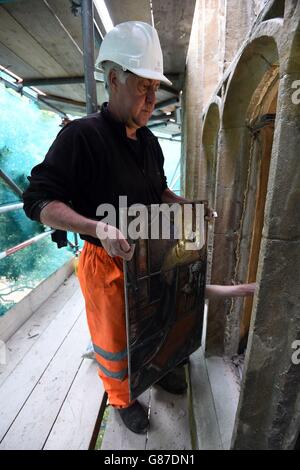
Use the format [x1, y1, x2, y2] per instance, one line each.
[112, 73, 160, 129]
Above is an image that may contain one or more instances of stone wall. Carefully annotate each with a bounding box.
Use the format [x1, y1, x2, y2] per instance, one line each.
[181, 0, 271, 200]
[183, 0, 300, 449]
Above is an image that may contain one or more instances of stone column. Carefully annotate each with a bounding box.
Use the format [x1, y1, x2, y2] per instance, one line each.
[181, 0, 225, 200]
[181, 0, 204, 200]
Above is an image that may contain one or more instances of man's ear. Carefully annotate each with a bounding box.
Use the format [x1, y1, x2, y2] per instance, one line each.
[109, 69, 119, 92]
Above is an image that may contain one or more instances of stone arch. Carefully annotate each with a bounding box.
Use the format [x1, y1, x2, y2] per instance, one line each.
[222, 35, 280, 128]
[206, 34, 280, 356]
[260, 0, 285, 21]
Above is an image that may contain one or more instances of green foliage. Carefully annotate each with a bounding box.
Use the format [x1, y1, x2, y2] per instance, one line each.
[0, 211, 44, 281]
[0, 84, 72, 316]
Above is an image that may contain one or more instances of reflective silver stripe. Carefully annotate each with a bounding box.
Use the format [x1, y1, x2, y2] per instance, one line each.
[93, 343, 127, 361]
[96, 359, 127, 380]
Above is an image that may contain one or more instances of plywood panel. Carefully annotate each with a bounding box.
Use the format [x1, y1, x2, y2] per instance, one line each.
[0, 42, 41, 78]
[47, 0, 84, 51]
[3, 0, 83, 76]
[0, 6, 67, 77]
[48, 0, 100, 57]
[107, 0, 152, 26]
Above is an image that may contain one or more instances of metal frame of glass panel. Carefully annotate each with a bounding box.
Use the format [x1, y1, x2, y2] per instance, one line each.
[124, 202, 207, 401]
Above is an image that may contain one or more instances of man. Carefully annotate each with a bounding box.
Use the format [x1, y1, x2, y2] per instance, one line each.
[23, 21, 254, 435]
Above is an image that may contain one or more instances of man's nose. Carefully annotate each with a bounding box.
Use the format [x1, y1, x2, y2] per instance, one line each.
[146, 88, 156, 105]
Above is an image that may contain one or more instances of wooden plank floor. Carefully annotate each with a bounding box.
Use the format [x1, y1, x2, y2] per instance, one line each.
[101, 348, 240, 451]
[0, 275, 105, 450]
[205, 355, 240, 449]
[101, 372, 192, 451]
[189, 348, 240, 450]
[0, 273, 240, 451]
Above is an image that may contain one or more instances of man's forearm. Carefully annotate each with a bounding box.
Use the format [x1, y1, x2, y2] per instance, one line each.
[40, 201, 98, 238]
[205, 284, 256, 299]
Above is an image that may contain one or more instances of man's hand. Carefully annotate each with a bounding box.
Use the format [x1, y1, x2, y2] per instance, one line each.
[205, 208, 218, 223]
[234, 283, 256, 297]
[96, 222, 135, 261]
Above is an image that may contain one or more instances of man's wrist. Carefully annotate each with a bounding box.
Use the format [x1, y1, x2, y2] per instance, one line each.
[86, 219, 99, 238]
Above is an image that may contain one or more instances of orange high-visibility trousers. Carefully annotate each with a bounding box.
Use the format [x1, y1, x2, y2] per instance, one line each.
[77, 241, 131, 408]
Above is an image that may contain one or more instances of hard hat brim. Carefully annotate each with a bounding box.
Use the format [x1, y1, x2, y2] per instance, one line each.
[95, 61, 173, 86]
[128, 67, 172, 86]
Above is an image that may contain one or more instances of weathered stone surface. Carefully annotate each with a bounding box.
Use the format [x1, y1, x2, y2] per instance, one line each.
[181, 0, 203, 200]
[202, 101, 221, 206]
[250, 18, 282, 45]
[224, 0, 258, 70]
[206, 231, 239, 356]
[210, 232, 238, 282]
[182, 0, 275, 200]
[232, 237, 300, 449]
[280, 5, 300, 74]
[205, 297, 230, 357]
[205, 123, 254, 356]
[277, 73, 300, 120]
[214, 187, 242, 235]
[202, 0, 224, 106]
[262, 75, 300, 241]
[214, 127, 252, 236]
[184, 0, 300, 449]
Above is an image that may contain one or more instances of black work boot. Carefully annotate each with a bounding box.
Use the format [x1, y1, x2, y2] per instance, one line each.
[117, 401, 149, 434]
[156, 365, 188, 395]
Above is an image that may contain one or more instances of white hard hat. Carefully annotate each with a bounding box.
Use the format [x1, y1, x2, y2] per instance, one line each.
[95, 21, 172, 86]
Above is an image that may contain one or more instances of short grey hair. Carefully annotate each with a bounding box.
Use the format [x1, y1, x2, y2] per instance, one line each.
[101, 61, 130, 96]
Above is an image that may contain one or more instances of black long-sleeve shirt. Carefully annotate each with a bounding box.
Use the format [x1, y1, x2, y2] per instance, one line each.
[23, 103, 168, 247]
